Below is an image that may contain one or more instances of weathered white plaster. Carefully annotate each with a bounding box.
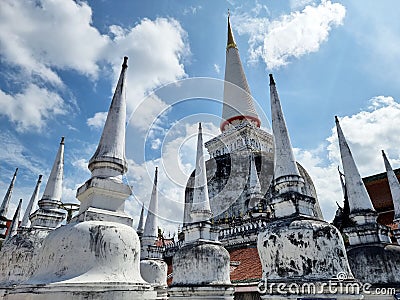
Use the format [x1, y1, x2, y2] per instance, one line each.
[75, 176, 132, 225]
[74, 57, 132, 226]
[20, 175, 42, 228]
[24, 221, 144, 285]
[169, 286, 235, 300]
[347, 243, 400, 286]
[142, 168, 159, 256]
[140, 259, 167, 299]
[4, 283, 155, 300]
[248, 154, 263, 209]
[172, 242, 232, 285]
[191, 123, 212, 223]
[88, 58, 128, 177]
[258, 218, 353, 281]
[335, 117, 376, 217]
[270, 74, 304, 195]
[30, 138, 66, 229]
[40, 137, 64, 209]
[344, 222, 391, 246]
[0, 228, 50, 286]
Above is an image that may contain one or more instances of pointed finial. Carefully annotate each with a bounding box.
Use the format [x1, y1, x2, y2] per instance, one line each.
[335, 116, 376, 218]
[137, 203, 145, 236]
[21, 174, 43, 228]
[5, 199, 22, 241]
[270, 72, 303, 193]
[191, 123, 212, 222]
[142, 167, 159, 241]
[0, 167, 19, 219]
[382, 149, 400, 221]
[248, 153, 263, 208]
[227, 12, 237, 49]
[40, 137, 64, 205]
[269, 74, 275, 85]
[123, 56, 128, 69]
[88, 56, 128, 177]
[335, 115, 339, 123]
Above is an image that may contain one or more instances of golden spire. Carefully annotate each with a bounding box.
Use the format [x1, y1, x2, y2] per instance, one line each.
[227, 11, 237, 50]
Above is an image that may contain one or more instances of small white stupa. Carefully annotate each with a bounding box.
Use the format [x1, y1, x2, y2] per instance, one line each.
[336, 118, 400, 286]
[30, 137, 66, 229]
[257, 75, 360, 299]
[0, 139, 66, 287]
[169, 123, 234, 300]
[3, 57, 156, 300]
[140, 167, 168, 299]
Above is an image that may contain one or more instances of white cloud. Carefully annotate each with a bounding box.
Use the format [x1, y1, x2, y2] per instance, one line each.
[127, 94, 170, 133]
[0, 1, 189, 133]
[214, 63, 221, 74]
[151, 139, 162, 150]
[107, 18, 189, 132]
[290, 0, 315, 10]
[235, 0, 346, 69]
[87, 112, 108, 129]
[296, 95, 400, 221]
[183, 5, 202, 15]
[0, 84, 67, 132]
[328, 96, 400, 176]
[0, 0, 108, 85]
[125, 121, 219, 231]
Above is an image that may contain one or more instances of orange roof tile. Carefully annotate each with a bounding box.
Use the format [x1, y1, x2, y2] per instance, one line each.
[229, 247, 262, 282]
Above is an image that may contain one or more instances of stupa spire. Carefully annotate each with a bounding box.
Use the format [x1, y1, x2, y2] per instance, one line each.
[221, 14, 260, 132]
[89, 57, 128, 178]
[5, 199, 22, 241]
[0, 168, 18, 219]
[382, 150, 400, 221]
[227, 13, 237, 50]
[270, 74, 304, 193]
[20, 175, 42, 228]
[137, 203, 145, 237]
[75, 57, 132, 226]
[191, 123, 212, 222]
[143, 167, 159, 241]
[335, 116, 375, 216]
[40, 137, 64, 209]
[249, 154, 262, 208]
[30, 138, 66, 229]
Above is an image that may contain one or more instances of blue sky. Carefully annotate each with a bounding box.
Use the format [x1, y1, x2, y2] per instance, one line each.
[1, 0, 400, 233]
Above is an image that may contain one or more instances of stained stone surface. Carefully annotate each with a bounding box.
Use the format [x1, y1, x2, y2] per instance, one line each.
[184, 152, 321, 224]
[258, 218, 353, 281]
[0, 229, 50, 286]
[26, 221, 145, 285]
[347, 243, 400, 286]
[172, 242, 231, 286]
